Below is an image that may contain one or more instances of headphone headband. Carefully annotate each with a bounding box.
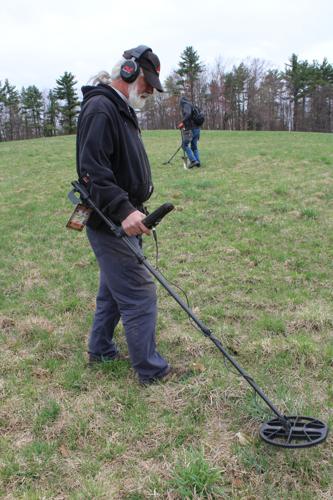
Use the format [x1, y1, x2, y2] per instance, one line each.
[123, 45, 152, 61]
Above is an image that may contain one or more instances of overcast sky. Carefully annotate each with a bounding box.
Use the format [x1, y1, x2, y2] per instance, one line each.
[2, 0, 333, 95]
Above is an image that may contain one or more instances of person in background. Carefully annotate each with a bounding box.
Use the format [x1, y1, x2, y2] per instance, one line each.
[177, 96, 203, 168]
[76, 45, 172, 385]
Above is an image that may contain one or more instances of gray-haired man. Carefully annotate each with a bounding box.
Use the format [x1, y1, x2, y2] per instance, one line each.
[76, 45, 171, 385]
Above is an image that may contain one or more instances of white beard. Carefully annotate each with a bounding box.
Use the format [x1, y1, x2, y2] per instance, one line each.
[128, 81, 149, 110]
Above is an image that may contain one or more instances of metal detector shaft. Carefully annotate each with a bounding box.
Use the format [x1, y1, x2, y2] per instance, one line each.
[163, 130, 184, 165]
[143, 261, 287, 423]
[163, 144, 183, 165]
[71, 180, 288, 425]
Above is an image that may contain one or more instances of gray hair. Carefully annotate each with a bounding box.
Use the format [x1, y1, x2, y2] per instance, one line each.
[90, 58, 144, 86]
[90, 59, 124, 85]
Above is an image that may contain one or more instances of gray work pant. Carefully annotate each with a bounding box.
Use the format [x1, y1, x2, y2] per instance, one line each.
[86, 226, 168, 382]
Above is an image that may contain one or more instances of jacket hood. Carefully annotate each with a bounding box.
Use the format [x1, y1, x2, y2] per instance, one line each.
[180, 96, 191, 106]
[80, 84, 138, 128]
[81, 84, 122, 105]
[81, 85, 96, 99]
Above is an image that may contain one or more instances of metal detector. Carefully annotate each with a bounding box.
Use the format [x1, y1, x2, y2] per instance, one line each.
[68, 181, 329, 449]
[163, 130, 189, 169]
[162, 144, 183, 166]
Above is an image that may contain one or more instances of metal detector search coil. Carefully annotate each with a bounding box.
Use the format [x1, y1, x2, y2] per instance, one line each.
[260, 416, 328, 448]
[68, 180, 329, 449]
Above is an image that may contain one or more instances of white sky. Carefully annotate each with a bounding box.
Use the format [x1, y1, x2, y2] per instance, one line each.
[1, 0, 333, 95]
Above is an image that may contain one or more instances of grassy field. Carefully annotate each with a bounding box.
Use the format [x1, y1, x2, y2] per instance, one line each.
[0, 130, 332, 499]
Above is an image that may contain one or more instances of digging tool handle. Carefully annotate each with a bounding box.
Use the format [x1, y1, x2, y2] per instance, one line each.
[71, 180, 90, 201]
[142, 203, 174, 229]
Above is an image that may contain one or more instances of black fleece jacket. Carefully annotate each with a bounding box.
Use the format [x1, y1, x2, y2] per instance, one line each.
[76, 84, 153, 227]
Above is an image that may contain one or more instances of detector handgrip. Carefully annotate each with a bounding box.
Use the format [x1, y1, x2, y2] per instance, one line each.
[142, 203, 175, 229]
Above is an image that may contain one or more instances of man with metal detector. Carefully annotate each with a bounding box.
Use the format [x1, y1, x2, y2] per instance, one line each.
[75, 45, 171, 385]
[177, 96, 204, 168]
[72, 54, 329, 443]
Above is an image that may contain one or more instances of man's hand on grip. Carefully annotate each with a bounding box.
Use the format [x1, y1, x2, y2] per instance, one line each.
[121, 210, 151, 236]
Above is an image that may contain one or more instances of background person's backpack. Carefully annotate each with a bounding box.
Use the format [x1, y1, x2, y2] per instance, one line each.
[192, 105, 205, 126]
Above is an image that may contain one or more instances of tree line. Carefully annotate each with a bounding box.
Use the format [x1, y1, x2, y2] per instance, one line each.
[143, 48, 333, 133]
[1, 48, 333, 141]
[0, 72, 79, 141]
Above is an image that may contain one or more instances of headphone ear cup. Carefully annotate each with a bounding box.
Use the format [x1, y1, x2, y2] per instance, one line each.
[120, 59, 140, 83]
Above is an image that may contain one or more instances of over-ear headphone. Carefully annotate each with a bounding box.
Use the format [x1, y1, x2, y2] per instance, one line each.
[120, 45, 152, 83]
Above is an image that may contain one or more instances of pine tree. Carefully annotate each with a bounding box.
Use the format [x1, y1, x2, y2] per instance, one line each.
[284, 54, 313, 130]
[164, 72, 182, 96]
[308, 59, 333, 131]
[55, 72, 80, 134]
[258, 69, 285, 130]
[0, 79, 20, 140]
[21, 85, 44, 137]
[176, 46, 204, 101]
[44, 90, 59, 136]
[232, 63, 249, 130]
[0, 81, 5, 141]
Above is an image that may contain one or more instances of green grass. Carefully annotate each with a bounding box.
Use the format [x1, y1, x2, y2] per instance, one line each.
[0, 130, 332, 498]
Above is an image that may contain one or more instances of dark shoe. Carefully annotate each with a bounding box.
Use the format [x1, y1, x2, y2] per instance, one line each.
[139, 365, 172, 386]
[88, 352, 129, 365]
[196, 162, 201, 167]
[189, 160, 199, 168]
